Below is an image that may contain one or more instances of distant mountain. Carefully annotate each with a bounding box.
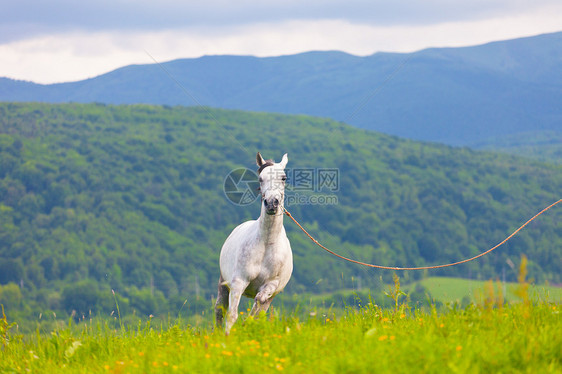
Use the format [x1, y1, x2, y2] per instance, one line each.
[473, 131, 562, 163]
[1, 32, 561, 147]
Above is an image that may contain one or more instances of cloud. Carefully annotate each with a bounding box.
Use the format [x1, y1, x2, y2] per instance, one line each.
[3, 0, 561, 43]
[1, 0, 561, 83]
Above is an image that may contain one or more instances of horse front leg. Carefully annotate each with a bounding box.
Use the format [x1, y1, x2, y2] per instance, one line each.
[249, 280, 279, 317]
[249, 298, 273, 316]
[225, 278, 248, 335]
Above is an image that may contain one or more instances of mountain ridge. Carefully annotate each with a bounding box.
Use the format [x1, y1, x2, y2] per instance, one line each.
[1, 32, 561, 147]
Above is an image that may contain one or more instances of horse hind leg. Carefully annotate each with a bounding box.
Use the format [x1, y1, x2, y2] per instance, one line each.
[214, 276, 229, 327]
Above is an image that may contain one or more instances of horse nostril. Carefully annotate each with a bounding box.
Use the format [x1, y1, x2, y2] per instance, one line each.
[264, 199, 268, 206]
[274, 198, 279, 207]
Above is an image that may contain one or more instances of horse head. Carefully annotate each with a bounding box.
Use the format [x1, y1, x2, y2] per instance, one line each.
[256, 152, 288, 215]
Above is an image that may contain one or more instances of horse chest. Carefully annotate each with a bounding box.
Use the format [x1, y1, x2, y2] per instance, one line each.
[243, 241, 285, 278]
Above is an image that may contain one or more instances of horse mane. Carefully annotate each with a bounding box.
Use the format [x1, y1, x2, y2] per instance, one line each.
[257, 160, 275, 174]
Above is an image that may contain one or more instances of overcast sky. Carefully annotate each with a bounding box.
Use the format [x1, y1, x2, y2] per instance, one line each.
[2, 0, 561, 84]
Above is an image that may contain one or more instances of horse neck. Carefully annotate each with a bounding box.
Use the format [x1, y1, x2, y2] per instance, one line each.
[258, 205, 285, 241]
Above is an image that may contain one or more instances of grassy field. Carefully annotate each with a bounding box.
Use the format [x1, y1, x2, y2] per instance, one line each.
[2, 291, 560, 373]
[405, 276, 562, 305]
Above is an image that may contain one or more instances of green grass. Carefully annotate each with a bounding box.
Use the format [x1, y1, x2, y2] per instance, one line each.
[406, 276, 562, 304]
[1, 301, 560, 373]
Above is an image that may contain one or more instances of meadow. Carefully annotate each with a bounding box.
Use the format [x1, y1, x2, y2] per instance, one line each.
[405, 276, 562, 305]
[1, 103, 561, 373]
[2, 274, 560, 373]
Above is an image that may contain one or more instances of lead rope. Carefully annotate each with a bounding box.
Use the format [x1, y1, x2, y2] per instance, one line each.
[283, 199, 562, 270]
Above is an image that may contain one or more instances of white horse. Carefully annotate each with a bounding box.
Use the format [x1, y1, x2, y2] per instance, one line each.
[215, 152, 293, 334]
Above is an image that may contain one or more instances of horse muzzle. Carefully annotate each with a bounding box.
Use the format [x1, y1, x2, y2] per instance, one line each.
[264, 197, 280, 215]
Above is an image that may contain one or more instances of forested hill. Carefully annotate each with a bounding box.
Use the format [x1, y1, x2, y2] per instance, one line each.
[0, 103, 561, 320]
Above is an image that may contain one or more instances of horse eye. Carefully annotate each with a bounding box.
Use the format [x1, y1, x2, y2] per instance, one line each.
[259, 177, 263, 183]
[281, 176, 287, 182]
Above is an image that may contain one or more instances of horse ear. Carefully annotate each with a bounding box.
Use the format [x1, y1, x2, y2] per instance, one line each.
[280, 153, 288, 168]
[256, 152, 266, 167]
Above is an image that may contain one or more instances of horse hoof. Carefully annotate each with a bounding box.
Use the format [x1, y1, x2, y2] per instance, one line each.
[256, 291, 270, 304]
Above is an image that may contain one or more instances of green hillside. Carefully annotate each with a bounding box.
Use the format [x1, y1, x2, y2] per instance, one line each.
[0, 103, 561, 324]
